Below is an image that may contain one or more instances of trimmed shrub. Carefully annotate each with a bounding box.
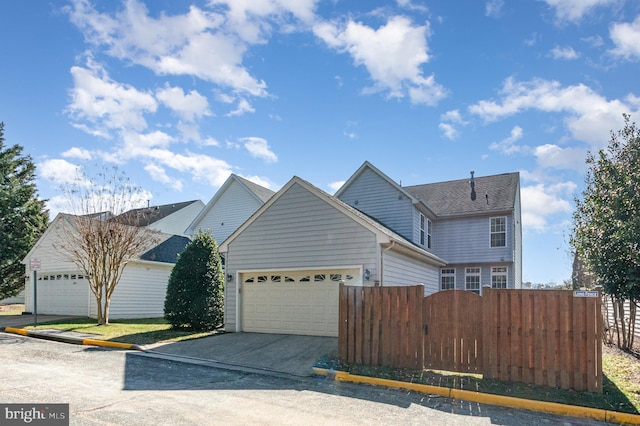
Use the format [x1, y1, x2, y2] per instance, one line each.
[164, 231, 224, 331]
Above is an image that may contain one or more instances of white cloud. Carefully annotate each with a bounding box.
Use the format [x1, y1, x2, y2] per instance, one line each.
[38, 159, 87, 186]
[67, 59, 157, 136]
[541, 0, 619, 23]
[549, 45, 580, 60]
[439, 109, 467, 140]
[314, 16, 446, 105]
[439, 122, 458, 140]
[156, 85, 211, 122]
[144, 163, 183, 191]
[176, 122, 201, 143]
[226, 98, 256, 117]
[241, 137, 278, 163]
[329, 180, 345, 193]
[208, 0, 318, 43]
[66, 0, 268, 96]
[61, 147, 93, 160]
[533, 144, 587, 171]
[609, 16, 640, 60]
[485, 0, 505, 18]
[520, 182, 576, 231]
[119, 131, 174, 160]
[469, 77, 636, 149]
[489, 125, 529, 154]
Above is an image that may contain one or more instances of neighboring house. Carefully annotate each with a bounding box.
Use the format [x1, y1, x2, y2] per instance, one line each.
[218, 176, 446, 337]
[21, 200, 200, 318]
[186, 174, 275, 244]
[335, 161, 522, 294]
[116, 199, 204, 236]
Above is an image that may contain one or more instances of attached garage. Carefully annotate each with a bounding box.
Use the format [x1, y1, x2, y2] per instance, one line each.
[220, 177, 446, 338]
[33, 272, 89, 316]
[240, 268, 361, 337]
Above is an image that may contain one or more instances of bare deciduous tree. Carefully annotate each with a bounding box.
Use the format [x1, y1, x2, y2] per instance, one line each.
[55, 167, 160, 325]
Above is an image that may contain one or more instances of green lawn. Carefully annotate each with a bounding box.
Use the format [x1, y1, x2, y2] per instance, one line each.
[25, 317, 217, 345]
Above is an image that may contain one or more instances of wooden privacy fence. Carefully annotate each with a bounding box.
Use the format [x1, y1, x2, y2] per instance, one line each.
[339, 284, 603, 393]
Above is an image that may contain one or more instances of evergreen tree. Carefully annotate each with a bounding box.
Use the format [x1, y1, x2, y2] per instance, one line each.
[571, 114, 640, 350]
[164, 231, 224, 331]
[0, 122, 49, 299]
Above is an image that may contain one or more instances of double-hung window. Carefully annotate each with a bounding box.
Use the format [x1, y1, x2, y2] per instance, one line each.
[490, 217, 506, 247]
[465, 267, 481, 294]
[441, 268, 455, 290]
[420, 213, 432, 249]
[491, 266, 508, 289]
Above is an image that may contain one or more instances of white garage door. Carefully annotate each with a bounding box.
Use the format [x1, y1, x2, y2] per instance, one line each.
[35, 272, 89, 316]
[241, 269, 360, 337]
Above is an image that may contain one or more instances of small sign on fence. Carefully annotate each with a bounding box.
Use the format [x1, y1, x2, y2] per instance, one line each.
[573, 290, 598, 298]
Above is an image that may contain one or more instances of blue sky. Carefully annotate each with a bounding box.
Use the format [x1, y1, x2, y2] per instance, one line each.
[2, 0, 640, 285]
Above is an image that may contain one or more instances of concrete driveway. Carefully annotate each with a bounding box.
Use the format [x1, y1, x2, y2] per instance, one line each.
[147, 332, 338, 377]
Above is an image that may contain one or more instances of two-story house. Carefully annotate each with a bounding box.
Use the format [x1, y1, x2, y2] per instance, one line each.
[218, 162, 521, 337]
[336, 161, 522, 293]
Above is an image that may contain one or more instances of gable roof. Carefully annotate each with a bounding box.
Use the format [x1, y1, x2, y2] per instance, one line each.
[404, 172, 520, 217]
[22, 213, 189, 266]
[233, 174, 275, 203]
[185, 174, 275, 235]
[115, 200, 202, 227]
[335, 161, 437, 217]
[219, 176, 445, 266]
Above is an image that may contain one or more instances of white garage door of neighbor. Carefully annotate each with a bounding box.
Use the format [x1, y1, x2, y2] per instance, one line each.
[241, 269, 360, 337]
[35, 272, 89, 316]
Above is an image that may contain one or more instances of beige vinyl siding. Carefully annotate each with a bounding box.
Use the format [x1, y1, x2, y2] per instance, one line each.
[193, 180, 263, 245]
[337, 167, 414, 241]
[433, 215, 513, 263]
[92, 262, 173, 319]
[225, 182, 378, 332]
[147, 201, 204, 236]
[383, 250, 439, 295]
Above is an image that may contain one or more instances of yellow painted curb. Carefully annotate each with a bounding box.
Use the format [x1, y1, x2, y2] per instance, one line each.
[314, 368, 640, 425]
[3, 327, 28, 336]
[81, 339, 135, 349]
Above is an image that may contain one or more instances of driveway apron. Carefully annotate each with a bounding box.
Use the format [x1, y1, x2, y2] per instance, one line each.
[148, 332, 338, 377]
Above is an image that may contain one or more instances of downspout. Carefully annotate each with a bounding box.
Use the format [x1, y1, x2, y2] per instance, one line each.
[380, 241, 396, 287]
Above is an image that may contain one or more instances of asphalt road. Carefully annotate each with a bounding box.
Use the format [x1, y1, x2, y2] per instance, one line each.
[0, 332, 609, 426]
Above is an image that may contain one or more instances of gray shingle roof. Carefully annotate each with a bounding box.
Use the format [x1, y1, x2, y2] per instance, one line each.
[140, 235, 191, 264]
[235, 175, 275, 203]
[404, 172, 519, 217]
[115, 200, 200, 227]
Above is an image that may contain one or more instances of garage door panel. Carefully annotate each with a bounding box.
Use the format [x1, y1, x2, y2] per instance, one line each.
[241, 268, 359, 337]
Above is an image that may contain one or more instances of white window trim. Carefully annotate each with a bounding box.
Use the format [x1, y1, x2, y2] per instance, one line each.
[491, 266, 508, 289]
[427, 218, 432, 250]
[465, 267, 481, 294]
[441, 268, 455, 290]
[490, 216, 507, 248]
[419, 213, 425, 247]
